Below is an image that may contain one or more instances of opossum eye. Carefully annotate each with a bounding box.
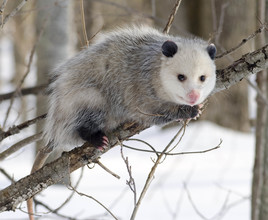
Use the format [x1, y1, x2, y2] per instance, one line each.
[178, 74, 187, 82]
[200, 75, 206, 82]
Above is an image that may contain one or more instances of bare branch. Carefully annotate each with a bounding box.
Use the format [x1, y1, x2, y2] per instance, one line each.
[0, 167, 15, 183]
[0, 0, 28, 27]
[0, 122, 147, 212]
[67, 185, 118, 220]
[184, 182, 249, 220]
[0, 114, 46, 142]
[130, 123, 186, 220]
[3, 17, 47, 128]
[163, 0, 183, 34]
[97, 160, 120, 179]
[0, 0, 8, 25]
[80, 0, 89, 47]
[0, 84, 47, 102]
[216, 25, 267, 59]
[126, 138, 158, 155]
[213, 43, 268, 93]
[213, 2, 229, 46]
[120, 144, 137, 206]
[122, 139, 221, 156]
[0, 132, 42, 161]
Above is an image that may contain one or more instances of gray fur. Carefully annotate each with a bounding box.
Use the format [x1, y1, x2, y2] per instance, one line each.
[43, 26, 216, 151]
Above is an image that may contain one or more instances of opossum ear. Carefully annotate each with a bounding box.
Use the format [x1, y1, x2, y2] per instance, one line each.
[207, 43, 217, 60]
[162, 41, 178, 57]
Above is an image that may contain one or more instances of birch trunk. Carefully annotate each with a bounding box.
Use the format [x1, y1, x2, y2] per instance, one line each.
[35, 0, 71, 152]
[252, 0, 268, 219]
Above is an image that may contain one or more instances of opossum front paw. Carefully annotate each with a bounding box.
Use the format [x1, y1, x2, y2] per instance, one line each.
[177, 105, 201, 121]
[189, 105, 199, 119]
[192, 104, 204, 120]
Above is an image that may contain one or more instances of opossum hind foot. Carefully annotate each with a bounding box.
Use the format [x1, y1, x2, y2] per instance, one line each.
[94, 133, 109, 151]
[96, 135, 109, 151]
[78, 128, 109, 151]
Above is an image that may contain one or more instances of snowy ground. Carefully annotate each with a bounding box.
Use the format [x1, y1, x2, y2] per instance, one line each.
[0, 121, 254, 220]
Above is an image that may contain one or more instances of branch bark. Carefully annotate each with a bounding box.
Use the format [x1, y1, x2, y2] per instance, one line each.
[0, 84, 47, 102]
[214, 43, 268, 93]
[0, 43, 268, 212]
[0, 123, 146, 211]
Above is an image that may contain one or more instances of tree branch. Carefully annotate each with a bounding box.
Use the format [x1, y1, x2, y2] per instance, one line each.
[163, 0, 183, 34]
[0, 43, 268, 212]
[0, 114, 46, 142]
[0, 122, 146, 211]
[214, 43, 268, 93]
[0, 84, 47, 102]
[0, 0, 28, 27]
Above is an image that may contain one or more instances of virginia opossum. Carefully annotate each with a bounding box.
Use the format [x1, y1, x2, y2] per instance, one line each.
[44, 26, 216, 151]
[27, 26, 216, 220]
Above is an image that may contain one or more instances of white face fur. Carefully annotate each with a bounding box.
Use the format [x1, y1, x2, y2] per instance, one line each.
[159, 41, 216, 106]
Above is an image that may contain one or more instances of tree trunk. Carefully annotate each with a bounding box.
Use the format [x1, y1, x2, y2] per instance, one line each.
[35, 0, 71, 153]
[252, 1, 268, 219]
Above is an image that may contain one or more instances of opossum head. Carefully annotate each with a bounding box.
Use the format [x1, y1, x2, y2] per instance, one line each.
[159, 40, 216, 106]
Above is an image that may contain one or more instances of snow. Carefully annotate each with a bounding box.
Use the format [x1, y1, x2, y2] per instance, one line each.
[0, 121, 254, 220]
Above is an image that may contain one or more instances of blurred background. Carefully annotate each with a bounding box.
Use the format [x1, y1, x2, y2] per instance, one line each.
[0, 0, 267, 220]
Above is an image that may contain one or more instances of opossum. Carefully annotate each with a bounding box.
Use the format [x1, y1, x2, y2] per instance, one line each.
[44, 26, 216, 151]
[27, 26, 216, 220]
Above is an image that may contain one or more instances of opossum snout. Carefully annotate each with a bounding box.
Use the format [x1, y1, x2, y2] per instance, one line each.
[187, 90, 200, 105]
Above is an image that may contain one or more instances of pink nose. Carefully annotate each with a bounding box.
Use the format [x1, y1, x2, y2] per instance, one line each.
[187, 90, 200, 105]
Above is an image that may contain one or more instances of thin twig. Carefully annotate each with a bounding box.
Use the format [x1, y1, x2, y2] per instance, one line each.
[27, 199, 71, 220]
[89, 0, 185, 34]
[68, 185, 119, 220]
[0, 0, 27, 27]
[0, 84, 47, 102]
[214, 2, 229, 45]
[0, 0, 8, 14]
[126, 138, 158, 155]
[167, 122, 187, 153]
[123, 139, 221, 156]
[0, 0, 8, 26]
[0, 114, 46, 142]
[184, 182, 212, 220]
[168, 104, 207, 153]
[130, 123, 186, 220]
[184, 182, 249, 220]
[216, 24, 266, 59]
[210, 0, 217, 35]
[163, 0, 183, 34]
[90, 188, 129, 219]
[3, 17, 47, 128]
[0, 132, 43, 161]
[0, 167, 15, 183]
[120, 143, 137, 206]
[80, 0, 89, 47]
[96, 160, 120, 179]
